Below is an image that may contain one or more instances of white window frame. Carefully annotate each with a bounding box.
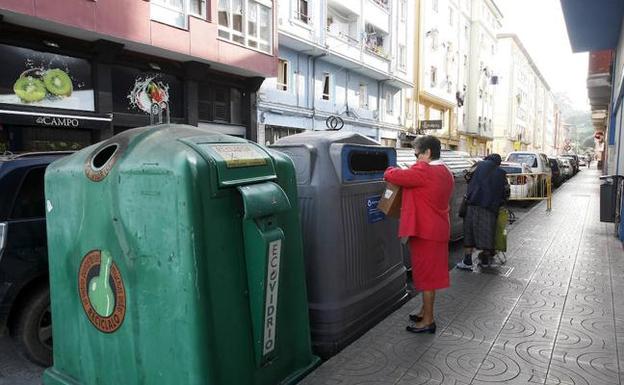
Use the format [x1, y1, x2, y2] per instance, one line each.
[359, 83, 368, 109]
[322, 72, 332, 101]
[296, 0, 311, 24]
[218, 0, 273, 54]
[277, 59, 289, 91]
[385, 90, 394, 115]
[151, 0, 207, 29]
[400, 0, 407, 22]
[398, 44, 407, 70]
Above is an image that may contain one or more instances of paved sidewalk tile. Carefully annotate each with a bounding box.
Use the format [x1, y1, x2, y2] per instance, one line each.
[301, 170, 624, 385]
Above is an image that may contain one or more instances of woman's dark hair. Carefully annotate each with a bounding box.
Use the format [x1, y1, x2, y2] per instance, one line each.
[413, 135, 441, 160]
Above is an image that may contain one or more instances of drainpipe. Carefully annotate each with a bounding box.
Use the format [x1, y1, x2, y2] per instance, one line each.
[311, 53, 328, 130]
[377, 79, 390, 141]
[414, 0, 423, 134]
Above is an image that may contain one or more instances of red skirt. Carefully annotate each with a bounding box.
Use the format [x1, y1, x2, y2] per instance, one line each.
[409, 237, 450, 291]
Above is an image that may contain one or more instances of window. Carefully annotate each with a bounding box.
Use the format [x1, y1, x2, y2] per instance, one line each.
[11, 168, 45, 219]
[365, 24, 387, 57]
[322, 73, 331, 100]
[398, 44, 407, 69]
[385, 91, 394, 115]
[151, 0, 206, 29]
[449, 7, 454, 26]
[199, 86, 232, 122]
[433, 0, 439, 13]
[359, 83, 368, 109]
[400, 0, 407, 21]
[218, 0, 272, 53]
[297, 0, 309, 23]
[277, 59, 289, 91]
[405, 97, 413, 118]
[430, 66, 438, 87]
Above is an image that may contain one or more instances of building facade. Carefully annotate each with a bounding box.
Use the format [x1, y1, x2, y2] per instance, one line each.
[492, 34, 555, 156]
[0, 0, 277, 152]
[415, 0, 468, 150]
[461, 0, 502, 156]
[416, 0, 501, 155]
[257, 0, 415, 146]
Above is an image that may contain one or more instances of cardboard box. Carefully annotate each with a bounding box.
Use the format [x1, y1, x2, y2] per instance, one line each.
[378, 182, 402, 218]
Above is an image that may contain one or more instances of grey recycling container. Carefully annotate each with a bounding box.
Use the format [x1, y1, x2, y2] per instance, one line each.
[272, 131, 408, 358]
[600, 175, 624, 222]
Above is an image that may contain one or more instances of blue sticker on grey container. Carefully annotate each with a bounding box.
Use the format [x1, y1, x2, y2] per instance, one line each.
[366, 195, 385, 224]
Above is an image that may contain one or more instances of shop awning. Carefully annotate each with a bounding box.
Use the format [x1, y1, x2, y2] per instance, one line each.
[560, 0, 624, 52]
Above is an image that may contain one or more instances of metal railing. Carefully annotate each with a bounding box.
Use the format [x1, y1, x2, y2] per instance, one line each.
[505, 172, 552, 210]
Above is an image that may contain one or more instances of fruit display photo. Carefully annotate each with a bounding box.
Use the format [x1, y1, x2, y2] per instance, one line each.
[0, 44, 95, 111]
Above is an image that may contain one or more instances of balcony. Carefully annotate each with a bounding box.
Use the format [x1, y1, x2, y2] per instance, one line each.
[587, 50, 613, 109]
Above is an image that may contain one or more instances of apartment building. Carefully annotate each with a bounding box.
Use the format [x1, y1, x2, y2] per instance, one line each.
[258, 0, 415, 146]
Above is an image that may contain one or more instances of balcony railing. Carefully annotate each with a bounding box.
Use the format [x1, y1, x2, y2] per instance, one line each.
[326, 28, 360, 46]
[294, 11, 311, 24]
[371, 0, 390, 11]
[365, 44, 390, 60]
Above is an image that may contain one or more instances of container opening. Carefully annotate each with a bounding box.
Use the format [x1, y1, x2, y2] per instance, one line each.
[92, 144, 119, 170]
[349, 151, 389, 174]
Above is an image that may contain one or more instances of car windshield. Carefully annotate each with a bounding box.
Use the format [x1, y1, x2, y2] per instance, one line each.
[507, 153, 537, 167]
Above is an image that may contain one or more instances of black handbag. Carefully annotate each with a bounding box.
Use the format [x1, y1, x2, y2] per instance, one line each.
[459, 195, 468, 218]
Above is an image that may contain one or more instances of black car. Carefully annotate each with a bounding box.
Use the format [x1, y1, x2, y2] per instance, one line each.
[548, 157, 564, 187]
[0, 151, 70, 366]
[560, 154, 580, 174]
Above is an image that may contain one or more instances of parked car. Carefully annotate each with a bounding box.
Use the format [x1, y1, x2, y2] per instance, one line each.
[578, 157, 587, 167]
[500, 161, 535, 199]
[559, 157, 574, 179]
[548, 157, 565, 187]
[560, 154, 580, 173]
[505, 151, 552, 176]
[0, 151, 71, 366]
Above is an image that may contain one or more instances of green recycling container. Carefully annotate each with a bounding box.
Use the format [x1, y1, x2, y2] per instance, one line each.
[43, 124, 319, 385]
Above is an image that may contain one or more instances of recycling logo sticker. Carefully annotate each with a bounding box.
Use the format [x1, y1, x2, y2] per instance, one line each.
[78, 250, 126, 333]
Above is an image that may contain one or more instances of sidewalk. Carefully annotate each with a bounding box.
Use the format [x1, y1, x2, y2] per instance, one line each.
[301, 169, 624, 385]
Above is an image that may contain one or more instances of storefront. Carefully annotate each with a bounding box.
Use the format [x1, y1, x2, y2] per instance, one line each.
[0, 23, 263, 152]
[0, 39, 111, 152]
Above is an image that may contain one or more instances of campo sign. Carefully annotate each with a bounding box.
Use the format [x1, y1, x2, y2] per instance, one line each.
[419, 120, 443, 130]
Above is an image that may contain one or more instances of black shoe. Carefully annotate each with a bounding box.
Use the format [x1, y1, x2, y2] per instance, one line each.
[406, 322, 436, 334]
[409, 314, 423, 323]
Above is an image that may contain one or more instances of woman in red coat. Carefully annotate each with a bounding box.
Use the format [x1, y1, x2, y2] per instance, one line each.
[384, 136, 454, 334]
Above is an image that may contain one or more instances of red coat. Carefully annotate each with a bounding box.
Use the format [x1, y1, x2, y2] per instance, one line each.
[384, 161, 454, 242]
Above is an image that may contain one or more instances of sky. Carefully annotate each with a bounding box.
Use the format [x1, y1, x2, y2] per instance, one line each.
[495, 0, 590, 111]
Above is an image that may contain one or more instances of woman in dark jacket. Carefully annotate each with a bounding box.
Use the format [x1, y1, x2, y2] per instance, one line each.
[457, 154, 508, 270]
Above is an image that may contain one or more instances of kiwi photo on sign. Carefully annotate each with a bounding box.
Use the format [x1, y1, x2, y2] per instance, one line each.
[0, 43, 95, 111]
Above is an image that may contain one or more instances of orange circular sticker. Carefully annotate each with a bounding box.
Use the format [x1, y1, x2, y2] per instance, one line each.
[78, 250, 126, 333]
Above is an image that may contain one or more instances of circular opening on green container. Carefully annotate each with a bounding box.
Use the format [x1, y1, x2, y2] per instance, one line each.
[91, 144, 119, 171]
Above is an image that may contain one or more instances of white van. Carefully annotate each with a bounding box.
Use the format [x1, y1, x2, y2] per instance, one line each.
[505, 152, 552, 176]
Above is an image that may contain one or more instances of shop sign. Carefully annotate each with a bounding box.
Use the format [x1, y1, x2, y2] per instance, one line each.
[419, 120, 443, 130]
[35, 116, 80, 127]
[0, 44, 95, 111]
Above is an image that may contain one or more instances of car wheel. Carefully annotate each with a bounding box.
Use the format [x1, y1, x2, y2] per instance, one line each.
[12, 285, 53, 367]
